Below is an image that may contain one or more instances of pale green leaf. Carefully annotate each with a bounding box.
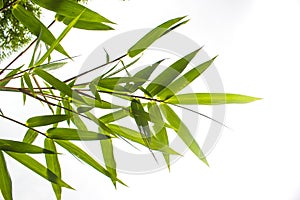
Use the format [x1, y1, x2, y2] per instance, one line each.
[39, 62, 68, 71]
[0, 151, 12, 200]
[26, 115, 70, 127]
[0, 66, 22, 87]
[160, 104, 208, 165]
[165, 93, 262, 105]
[99, 109, 129, 124]
[146, 48, 202, 97]
[5, 152, 73, 189]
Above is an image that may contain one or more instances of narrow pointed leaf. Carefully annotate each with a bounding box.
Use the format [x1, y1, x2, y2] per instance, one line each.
[23, 72, 34, 95]
[23, 129, 39, 144]
[160, 104, 208, 165]
[146, 48, 201, 97]
[0, 139, 56, 154]
[20, 77, 26, 104]
[0, 0, 3, 9]
[39, 62, 68, 71]
[45, 139, 62, 200]
[99, 109, 130, 124]
[157, 57, 217, 100]
[128, 16, 187, 57]
[33, 68, 84, 102]
[0, 151, 12, 200]
[46, 128, 110, 140]
[165, 93, 262, 105]
[81, 96, 121, 109]
[5, 152, 73, 189]
[26, 115, 70, 127]
[0, 66, 22, 87]
[32, 0, 114, 24]
[12, 4, 68, 57]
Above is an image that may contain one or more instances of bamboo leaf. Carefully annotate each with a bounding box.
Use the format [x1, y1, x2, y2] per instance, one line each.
[148, 102, 170, 170]
[45, 139, 62, 200]
[23, 72, 35, 95]
[33, 68, 84, 102]
[0, 139, 56, 154]
[55, 140, 124, 185]
[20, 77, 26, 104]
[80, 96, 121, 109]
[99, 109, 130, 124]
[12, 4, 69, 57]
[107, 124, 180, 155]
[5, 152, 73, 189]
[0, 0, 3, 9]
[100, 138, 117, 187]
[128, 16, 187, 57]
[26, 115, 70, 127]
[0, 151, 12, 200]
[160, 104, 208, 165]
[146, 48, 202, 97]
[23, 129, 39, 144]
[46, 128, 110, 140]
[32, 0, 114, 24]
[165, 93, 262, 105]
[39, 62, 68, 71]
[0, 66, 22, 87]
[157, 57, 217, 100]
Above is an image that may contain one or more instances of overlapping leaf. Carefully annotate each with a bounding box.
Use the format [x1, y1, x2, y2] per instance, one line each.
[26, 115, 70, 127]
[0, 151, 12, 200]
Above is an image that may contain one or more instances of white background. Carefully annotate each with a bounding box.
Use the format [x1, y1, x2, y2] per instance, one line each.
[1, 0, 300, 199]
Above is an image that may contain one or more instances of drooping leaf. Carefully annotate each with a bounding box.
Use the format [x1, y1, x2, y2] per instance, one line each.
[0, 151, 12, 200]
[157, 56, 217, 100]
[0, 66, 22, 87]
[23, 129, 39, 144]
[23, 72, 35, 95]
[99, 109, 130, 124]
[146, 48, 202, 97]
[39, 62, 68, 71]
[32, 0, 114, 24]
[46, 128, 110, 140]
[0, 139, 56, 154]
[165, 93, 262, 105]
[44, 139, 62, 200]
[55, 140, 123, 185]
[107, 124, 180, 155]
[33, 68, 84, 102]
[160, 104, 208, 165]
[5, 152, 73, 189]
[20, 77, 26, 104]
[148, 102, 170, 170]
[12, 4, 69, 57]
[128, 16, 187, 57]
[0, 0, 3, 9]
[26, 115, 70, 127]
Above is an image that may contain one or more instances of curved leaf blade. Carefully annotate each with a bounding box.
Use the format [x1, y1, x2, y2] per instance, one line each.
[46, 128, 110, 140]
[165, 93, 262, 105]
[0, 151, 12, 200]
[5, 152, 73, 189]
[160, 104, 208, 165]
[26, 115, 70, 127]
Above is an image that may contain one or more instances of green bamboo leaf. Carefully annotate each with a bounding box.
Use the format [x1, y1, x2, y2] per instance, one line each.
[97, 77, 147, 87]
[0, 66, 22, 87]
[0, 139, 56, 154]
[56, 14, 113, 30]
[12, 4, 69, 57]
[127, 59, 164, 92]
[104, 56, 141, 78]
[128, 16, 187, 57]
[107, 124, 180, 155]
[99, 109, 130, 124]
[160, 104, 208, 165]
[6, 152, 73, 189]
[23, 72, 35, 95]
[81, 96, 121, 109]
[148, 102, 170, 170]
[33, 68, 84, 102]
[146, 48, 202, 97]
[45, 139, 62, 200]
[77, 106, 93, 113]
[0, 151, 12, 200]
[89, 80, 101, 103]
[46, 128, 110, 140]
[39, 62, 68, 71]
[36, 11, 83, 65]
[55, 140, 124, 185]
[23, 129, 39, 144]
[0, 0, 3, 9]
[26, 115, 70, 127]
[157, 57, 217, 100]
[20, 77, 26, 104]
[165, 93, 262, 105]
[100, 138, 117, 187]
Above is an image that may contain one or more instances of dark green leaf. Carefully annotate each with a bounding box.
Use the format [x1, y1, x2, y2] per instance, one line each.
[165, 93, 262, 105]
[26, 115, 70, 127]
[0, 151, 12, 200]
[45, 139, 62, 200]
[160, 104, 208, 165]
[146, 48, 201, 97]
[128, 16, 187, 57]
[0, 139, 56, 154]
[12, 4, 69, 57]
[157, 57, 217, 100]
[46, 128, 110, 140]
